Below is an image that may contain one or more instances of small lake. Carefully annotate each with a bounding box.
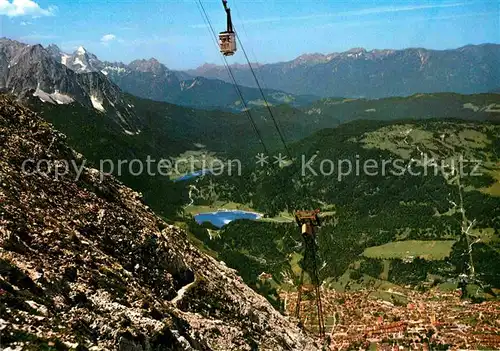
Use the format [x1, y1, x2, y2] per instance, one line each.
[174, 169, 212, 182]
[194, 210, 262, 228]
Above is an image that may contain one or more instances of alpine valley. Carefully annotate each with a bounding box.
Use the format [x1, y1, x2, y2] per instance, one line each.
[1, 36, 500, 350]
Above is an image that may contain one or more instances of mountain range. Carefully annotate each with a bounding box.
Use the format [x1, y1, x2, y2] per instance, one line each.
[43, 42, 316, 111]
[2, 38, 498, 150]
[5, 38, 499, 115]
[1, 33, 500, 349]
[187, 45, 500, 98]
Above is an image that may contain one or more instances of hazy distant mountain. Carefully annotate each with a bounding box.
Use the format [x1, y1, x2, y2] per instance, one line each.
[185, 45, 500, 98]
[176, 76, 317, 110]
[101, 57, 316, 111]
[172, 70, 193, 81]
[102, 58, 182, 103]
[42, 43, 316, 111]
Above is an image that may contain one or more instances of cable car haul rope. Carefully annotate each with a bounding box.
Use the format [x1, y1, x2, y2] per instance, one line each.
[197, 0, 326, 337]
[197, 0, 291, 158]
[196, 0, 268, 154]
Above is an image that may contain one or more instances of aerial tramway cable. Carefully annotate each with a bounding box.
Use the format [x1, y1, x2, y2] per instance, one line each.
[232, 1, 289, 150]
[196, 0, 269, 156]
[234, 33, 292, 159]
[199, 0, 292, 160]
[228, 1, 292, 158]
[197, 0, 325, 336]
[229, 1, 314, 216]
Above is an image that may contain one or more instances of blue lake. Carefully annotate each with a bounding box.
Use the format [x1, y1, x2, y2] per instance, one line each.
[194, 210, 262, 228]
[174, 169, 212, 182]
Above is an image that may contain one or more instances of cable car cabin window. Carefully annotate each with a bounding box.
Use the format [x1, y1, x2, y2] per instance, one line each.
[219, 32, 236, 56]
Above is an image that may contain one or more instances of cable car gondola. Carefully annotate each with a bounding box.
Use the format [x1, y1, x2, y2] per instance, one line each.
[219, 0, 236, 56]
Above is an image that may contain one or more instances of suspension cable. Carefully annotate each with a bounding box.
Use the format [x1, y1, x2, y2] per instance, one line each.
[198, 0, 306, 211]
[196, 0, 269, 156]
[232, 0, 289, 151]
[233, 26, 292, 159]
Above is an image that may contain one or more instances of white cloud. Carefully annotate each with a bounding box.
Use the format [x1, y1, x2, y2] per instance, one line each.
[0, 0, 56, 17]
[101, 34, 116, 44]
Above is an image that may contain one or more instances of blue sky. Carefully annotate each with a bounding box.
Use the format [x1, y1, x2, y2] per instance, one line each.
[1, 0, 498, 69]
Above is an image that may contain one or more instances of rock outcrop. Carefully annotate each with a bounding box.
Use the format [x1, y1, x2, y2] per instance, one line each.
[0, 95, 318, 350]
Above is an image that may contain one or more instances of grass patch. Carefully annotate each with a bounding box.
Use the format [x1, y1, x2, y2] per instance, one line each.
[470, 228, 498, 244]
[369, 290, 408, 306]
[481, 168, 500, 197]
[363, 240, 455, 261]
[184, 201, 256, 215]
[290, 252, 303, 277]
[437, 282, 458, 291]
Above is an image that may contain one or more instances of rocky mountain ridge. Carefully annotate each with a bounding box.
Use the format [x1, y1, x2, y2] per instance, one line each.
[41, 42, 317, 111]
[0, 38, 140, 134]
[0, 95, 318, 350]
[186, 44, 500, 98]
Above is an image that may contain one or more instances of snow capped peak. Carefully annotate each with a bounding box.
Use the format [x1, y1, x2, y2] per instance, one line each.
[61, 54, 70, 66]
[62, 46, 103, 73]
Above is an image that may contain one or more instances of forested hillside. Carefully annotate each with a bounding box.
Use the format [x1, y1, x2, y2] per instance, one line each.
[188, 119, 500, 303]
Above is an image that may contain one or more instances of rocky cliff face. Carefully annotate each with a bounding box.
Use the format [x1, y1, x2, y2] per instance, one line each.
[0, 39, 140, 134]
[0, 95, 318, 350]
